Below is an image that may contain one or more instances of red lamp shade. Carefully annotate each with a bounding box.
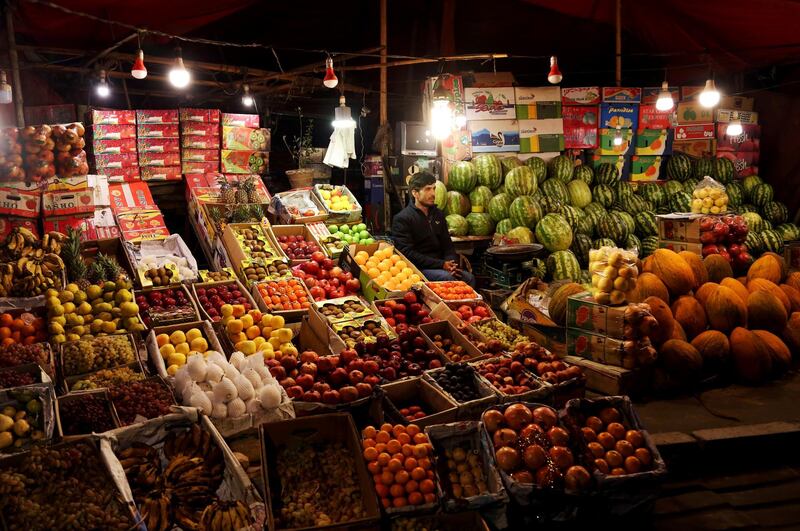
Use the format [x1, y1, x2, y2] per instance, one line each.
[547, 56, 562, 84]
[131, 49, 147, 80]
[323, 57, 338, 89]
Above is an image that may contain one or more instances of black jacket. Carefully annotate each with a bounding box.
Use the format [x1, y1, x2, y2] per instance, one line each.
[391, 202, 457, 270]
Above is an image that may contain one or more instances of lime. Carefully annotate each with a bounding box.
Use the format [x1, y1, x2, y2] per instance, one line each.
[359, 230, 369, 240]
[363, 238, 374, 244]
[327, 224, 339, 233]
[356, 223, 367, 231]
[340, 225, 351, 233]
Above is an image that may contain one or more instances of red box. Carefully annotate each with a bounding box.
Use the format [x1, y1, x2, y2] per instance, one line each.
[0, 188, 40, 218]
[561, 87, 601, 105]
[717, 151, 759, 178]
[641, 86, 679, 105]
[181, 149, 220, 162]
[179, 108, 220, 123]
[99, 167, 140, 183]
[181, 161, 219, 174]
[0, 217, 38, 239]
[140, 166, 182, 182]
[715, 124, 760, 152]
[221, 113, 259, 127]
[137, 124, 180, 138]
[116, 210, 170, 242]
[602, 87, 642, 102]
[136, 109, 179, 124]
[680, 86, 703, 101]
[108, 181, 156, 213]
[43, 215, 94, 238]
[91, 138, 137, 155]
[181, 123, 219, 137]
[638, 104, 673, 129]
[138, 152, 181, 167]
[673, 139, 715, 158]
[673, 123, 715, 141]
[89, 109, 136, 125]
[91, 124, 136, 140]
[137, 138, 180, 154]
[181, 137, 220, 150]
[562, 105, 598, 149]
[93, 153, 139, 169]
[42, 188, 94, 217]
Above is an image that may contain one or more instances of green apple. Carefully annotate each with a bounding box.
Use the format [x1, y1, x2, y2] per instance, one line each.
[327, 224, 339, 233]
[356, 223, 367, 232]
[363, 238, 374, 244]
[359, 230, 369, 240]
[340, 225, 351, 233]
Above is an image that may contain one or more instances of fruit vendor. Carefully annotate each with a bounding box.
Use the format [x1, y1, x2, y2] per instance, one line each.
[392, 172, 476, 286]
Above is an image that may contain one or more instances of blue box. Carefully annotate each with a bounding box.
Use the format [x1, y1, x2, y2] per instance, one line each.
[599, 103, 639, 130]
[468, 120, 520, 153]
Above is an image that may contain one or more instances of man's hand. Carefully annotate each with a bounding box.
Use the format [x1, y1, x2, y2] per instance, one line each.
[443, 260, 458, 274]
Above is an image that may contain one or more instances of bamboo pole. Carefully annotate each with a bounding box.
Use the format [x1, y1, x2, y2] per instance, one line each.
[338, 53, 508, 72]
[380, 0, 389, 231]
[615, 0, 622, 86]
[5, 6, 24, 126]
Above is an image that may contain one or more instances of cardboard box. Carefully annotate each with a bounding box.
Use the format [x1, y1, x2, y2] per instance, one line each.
[138, 152, 181, 167]
[656, 213, 703, 242]
[717, 150, 759, 178]
[419, 319, 485, 362]
[181, 149, 220, 162]
[93, 153, 139, 169]
[0, 216, 38, 239]
[635, 129, 672, 155]
[42, 214, 94, 239]
[680, 86, 704, 101]
[135, 109, 179, 124]
[267, 224, 325, 266]
[220, 150, 268, 174]
[719, 96, 755, 111]
[561, 86, 601, 105]
[675, 102, 715, 124]
[641, 86, 679, 105]
[93, 208, 121, 239]
[566, 292, 631, 339]
[180, 161, 219, 174]
[136, 123, 180, 138]
[382, 377, 459, 428]
[90, 124, 136, 140]
[589, 153, 631, 180]
[137, 138, 180, 153]
[91, 138, 137, 154]
[464, 87, 516, 120]
[673, 123, 715, 141]
[716, 109, 758, 124]
[638, 104, 674, 129]
[42, 188, 94, 217]
[566, 329, 634, 369]
[181, 123, 219, 137]
[602, 87, 642, 103]
[0, 187, 40, 218]
[116, 209, 170, 242]
[630, 155, 662, 181]
[468, 119, 520, 153]
[179, 108, 220, 123]
[562, 105, 599, 149]
[140, 166, 182, 182]
[598, 128, 634, 155]
[108, 181, 156, 213]
[514, 86, 562, 119]
[659, 239, 704, 255]
[342, 241, 427, 303]
[181, 136, 221, 150]
[441, 125, 472, 162]
[221, 113, 260, 128]
[518, 119, 565, 153]
[97, 167, 140, 183]
[270, 189, 328, 224]
[56, 389, 121, 438]
[89, 109, 136, 125]
[221, 126, 271, 151]
[716, 124, 760, 152]
[672, 139, 716, 158]
[599, 103, 639, 129]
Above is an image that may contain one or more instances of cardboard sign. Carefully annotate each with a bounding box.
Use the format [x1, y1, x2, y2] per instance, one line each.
[716, 124, 760, 152]
[638, 104, 674, 129]
[635, 129, 673, 155]
[514, 87, 562, 119]
[561, 86, 601, 105]
[464, 87, 516, 120]
[562, 105, 598, 149]
[673, 123, 715, 141]
[137, 138, 180, 153]
[468, 120, 520, 153]
[90, 124, 136, 140]
[716, 109, 758, 124]
[0, 187, 40, 218]
[641, 86, 679, 105]
[179, 108, 221, 123]
[630, 155, 662, 181]
[602, 87, 642, 103]
[675, 102, 714, 123]
[518, 119, 565, 153]
[89, 109, 135, 125]
[108, 181, 156, 213]
[137, 123, 180, 138]
[91, 138, 137, 155]
[598, 128, 634, 155]
[599, 103, 639, 129]
[136, 109, 179, 124]
[221, 113, 260, 128]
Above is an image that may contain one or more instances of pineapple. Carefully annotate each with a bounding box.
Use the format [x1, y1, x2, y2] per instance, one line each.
[242, 176, 259, 203]
[235, 181, 248, 203]
[218, 176, 236, 204]
[63, 227, 90, 288]
[96, 253, 123, 282]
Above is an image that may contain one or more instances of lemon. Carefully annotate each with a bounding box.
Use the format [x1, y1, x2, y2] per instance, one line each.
[156, 333, 170, 347]
[185, 328, 203, 342]
[169, 330, 186, 345]
[175, 342, 191, 355]
[167, 364, 179, 376]
[160, 343, 176, 359]
[190, 337, 208, 353]
[167, 352, 187, 367]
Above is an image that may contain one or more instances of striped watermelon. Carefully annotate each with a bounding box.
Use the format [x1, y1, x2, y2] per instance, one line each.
[507, 226, 535, 244]
[540, 196, 564, 214]
[612, 210, 636, 235]
[488, 193, 513, 223]
[657, 205, 672, 215]
[509, 196, 543, 229]
[584, 202, 607, 221]
[547, 250, 581, 282]
[500, 156, 523, 174]
[472, 154, 503, 189]
[576, 215, 595, 237]
[542, 178, 570, 203]
[742, 212, 765, 233]
[468, 185, 494, 211]
[597, 213, 630, 243]
[626, 234, 641, 254]
[693, 157, 715, 179]
[738, 204, 759, 214]
[592, 238, 616, 249]
[621, 194, 651, 214]
[638, 182, 665, 207]
[726, 182, 744, 206]
[762, 201, 788, 225]
[592, 184, 615, 208]
[634, 211, 658, 237]
[529, 258, 547, 280]
[682, 179, 699, 195]
[525, 156, 548, 181]
[496, 218, 513, 235]
[751, 183, 774, 207]
[760, 229, 785, 254]
[466, 212, 495, 236]
[505, 166, 538, 197]
[447, 161, 477, 193]
[742, 175, 763, 201]
[574, 165, 594, 185]
[445, 191, 471, 216]
[668, 191, 692, 213]
[571, 233, 593, 266]
[745, 231, 764, 255]
[535, 213, 573, 252]
[665, 153, 693, 182]
[560, 205, 584, 230]
[664, 180, 684, 196]
[567, 179, 592, 208]
[434, 180, 448, 210]
[493, 183, 506, 195]
[595, 163, 620, 185]
[445, 214, 469, 236]
[580, 270, 592, 284]
[712, 157, 735, 184]
[776, 223, 800, 241]
[640, 235, 659, 257]
[763, 219, 774, 230]
[548, 155, 574, 183]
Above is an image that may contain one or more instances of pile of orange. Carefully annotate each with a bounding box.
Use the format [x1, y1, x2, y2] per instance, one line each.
[361, 423, 438, 509]
[426, 281, 478, 301]
[255, 278, 311, 312]
[354, 247, 422, 292]
[0, 312, 46, 347]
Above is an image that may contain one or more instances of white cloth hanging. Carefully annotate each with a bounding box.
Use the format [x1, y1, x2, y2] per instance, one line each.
[324, 126, 356, 169]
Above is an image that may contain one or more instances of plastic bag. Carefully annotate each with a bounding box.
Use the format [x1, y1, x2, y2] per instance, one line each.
[691, 176, 729, 214]
[588, 246, 639, 305]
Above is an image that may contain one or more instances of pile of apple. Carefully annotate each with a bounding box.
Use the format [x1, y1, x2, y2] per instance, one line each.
[699, 214, 752, 269]
[450, 302, 492, 324]
[374, 290, 434, 330]
[354, 327, 443, 382]
[136, 287, 197, 327]
[475, 356, 542, 396]
[293, 252, 361, 301]
[276, 234, 322, 261]
[194, 282, 253, 322]
[266, 348, 377, 404]
[508, 342, 584, 385]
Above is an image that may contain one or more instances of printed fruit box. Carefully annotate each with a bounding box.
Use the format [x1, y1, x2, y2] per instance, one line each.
[630, 156, 662, 182]
[220, 150, 268, 174]
[641, 86, 679, 105]
[442, 125, 472, 162]
[182, 161, 220, 175]
[598, 128, 634, 155]
[108, 181, 156, 213]
[680, 86, 703, 101]
[518, 119, 565, 153]
[42, 187, 94, 217]
[599, 103, 639, 129]
[89, 109, 136, 125]
[93, 153, 139, 169]
[562, 105, 599, 149]
[0, 187, 40, 218]
[589, 154, 631, 180]
[181, 136, 220, 150]
[136, 123, 179, 138]
[0, 216, 38, 239]
[656, 214, 704, 243]
[181, 148, 220, 162]
[675, 102, 714, 124]
[90, 124, 136, 140]
[140, 166, 182, 182]
[635, 129, 672, 156]
[468, 120, 520, 153]
[138, 152, 180, 167]
[602, 87, 642, 103]
[566, 292, 631, 339]
[136, 138, 179, 153]
[717, 151, 759, 178]
[180, 122, 219, 137]
[115, 209, 170, 242]
[566, 329, 634, 369]
[91, 138, 137, 155]
[314, 294, 374, 324]
[221, 113, 260, 128]
[222, 126, 271, 151]
[179, 108, 220, 123]
[313, 184, 362, 224]
[381, 377, 458, 428]
[672, 139, 715, 158]
[135, 109, 179, 124]
[716, 124, 760, 152]
[561, 86, 601, 105]
[673, 123, 715, 141]
[465, 87, 516, 120]
[638, 104, 674, 129]
[97, 167, 140, 183]
[716, 109, 758, 124]
[514, 86, 562, 120]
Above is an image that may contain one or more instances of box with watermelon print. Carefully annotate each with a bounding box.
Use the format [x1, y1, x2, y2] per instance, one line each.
[598, 128, 634, 155]
[589, 154, 631, 180]
[566, 292, 630, 339]
[716, 124, 760, 152]
[599, 103, 639, 129]
[717, 151, 759, 178]
[468, 120, 520, 153]
[675, 102, 714, 123]
[562, 106, 598, 149]
[630, 156, 662, 181]
[464, 87, 516, 120]
[518, 119, 564, 153]
[635, 129, 672, 155]
[513, 87, 562, 119]
[638, 105, 674, 129]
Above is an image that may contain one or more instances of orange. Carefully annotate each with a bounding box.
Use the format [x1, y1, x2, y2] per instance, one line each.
[406, 424, 421, 438]
[380, 471, 394, 485]
[375, 431, 390, 444]
[0, 327, 10, 340]
[386, 440, 401, 454]
[362, 426, 377, 439]
[11, 319, 23, 331]
[413, 433, 428, 444]
[404, 480, 419, 494]
[363, 447, 378, 461]
[401, 444, 414, 457]
[21, 324, 35, 337]
[387, 458, 402, 473]
[418, 457, 432, 470]
[410, 467, 426, 481]
[395, 470, 410, 484]
[396, 433, 411, 445]
[404, 457, 418, 471]
[375, 484, 389, 498]
[22, 336, 35, 345]
[380, 423, 394, 433]
[412, 445, 428, 459]
[373, 474, 382, 485]
[0, 314, 12, 327]
[392, 424, 406, 438]
[424, 493, 437, 504]
[392, 453, 405, 462]
[381, 498, 391, 509]
[375, 443, 387, 454]
[392, 497, 408, 508]
[408, 492, 424, 505]
[367, 461, 381, 475]
[362, 438, 376, 449]
[389, 484, 405, 498]
[427, 470, 434, 480]
[1, 338, 13, 347]
[419, 479, 435, 494]
[377, 453, 391, 467]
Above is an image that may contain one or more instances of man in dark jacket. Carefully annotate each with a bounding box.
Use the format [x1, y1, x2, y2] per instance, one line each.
[391, 172, 475, 286]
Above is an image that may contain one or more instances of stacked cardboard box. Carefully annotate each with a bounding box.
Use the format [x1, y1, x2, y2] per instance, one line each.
[108, 180, 170, 243]
[180, 108, 220, 175]
[0, 180, 41, 238]
[672, 87, 716, 159]
[630, 86, 678, 181]
[464, 86, 520, 154]
[591, 88, 641, 181]
[220, 113, 270, 175]
[88, 109, 139, 182]
[515, 87, 564, 154]
[41, 174, 120, 241]
[715, 104, 759, 178]
[561, 87, 600, 150]
[136, 110, 181, 182]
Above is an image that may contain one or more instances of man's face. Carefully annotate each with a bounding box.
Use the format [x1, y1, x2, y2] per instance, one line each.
[414, 183, 436, 207]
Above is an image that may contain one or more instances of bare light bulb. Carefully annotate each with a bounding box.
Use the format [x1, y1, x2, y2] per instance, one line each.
[613, 128, 623, 146]
[699, 78, 720, 108]
[655, 81, 674, 111]
[0, 71, 12, 104]
[726, 111, 743, 136]
[242, 84, 254, 106]
[131, 49, 147, 79]
[332, 95, 356, 129]
[547, 56, 563, 84]
[169, 54, 190, 88]
[96, 70, 110, 98]
[323, 57, 338, 89]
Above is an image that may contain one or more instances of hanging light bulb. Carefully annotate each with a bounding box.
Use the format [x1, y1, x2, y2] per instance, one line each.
[430, 76, 455, 140]
[332, 95, 356, 128]
[655, 80, 674, 111]
[0, 71, 12, 104]
[131, 49, 147, 79]
[96, 70, 110, 98]
[242, 84, 254, 106]
[726, 111, 743, 136]
[454, 113, 467, 128]
[168, 47, 191, 88]
[323, 57, 338, 89]
[613, 127, 623, 146]
[547, 56, 563, 84]
[699, 78, 720, 108]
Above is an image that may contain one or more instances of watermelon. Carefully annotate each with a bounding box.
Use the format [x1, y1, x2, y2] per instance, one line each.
[567, 179, 592, 208]
[640, 235, 659, 257]
[614, 181, 634, 201]
[509, 196, 543, 229]
[559, 205, 584, 230]
[738, 204, 759, 214]
[726, 182, 744, 206]
[525, 156, 547, 181]
[693, 157, 714, 179]
[468, 185, 494, 211]
[763, 219, 774, 230]
[576, 215, 595, 237]
[762, 201, 788, 225]
[445, 191, 471, 216]
[445, 214, 469, 236]
[547, 250, 581, 282]
[712, 157, 735, 184]
[776, 223, 800, 241]
[663, 180, 684, 196]
[592, 184, 615, 208]
[571, 233, 592, 266]
[742, 175, 763, 201]
[529, 258, 547, 280]
[682, 179, 699, 195]
[507, 226, 534, 244]
[638, 182, 665, 207]
[745, 231, 764, 255]
[505, 166, 538, 197]
[535, 213, 573, 252]
[573, 165, 594, 185]
[540, 196, 564, 214]
[595, 163, 620, 185]
[668, 191, 692, 213]
[488, 193, 513, 223]
[500, 156, 522, 174]
[634, 211, 658, 237]
[493, 183, 506, 195]
[447, 161, 477, 193]
[548, 155, 574, 183]
[466, 212, 495, 236]
[597, 213, 629, 243]
[751, 183, 774, 207]
[612, 210, 636, 235]
[665, 153, 693, 182]
[434, 180, 448, 210]
[542, 178, 569, 203]
[584, 202, 607, 221]
[592, 238, 616, 249]
[626, 234, 641, 254]
[742, 212, 765, 233]
[496, 218, 513, 235]
[760, 229, 785, 254]
[621, 194, 651, 214]
[473, 154, 503, 189]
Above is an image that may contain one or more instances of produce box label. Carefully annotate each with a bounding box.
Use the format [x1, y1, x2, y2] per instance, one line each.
[716, 109, 758, 124]
[641, 86, 679, 105]
[98, 167, 140, 183]
[221, 113, 260, 128]
[566, 329, 631, 368]
[135, 109, 179, 124]
[562, 105, 598, 149]
[181, 149, 220, 162]
[108, 181, 156, 213]
[681, 86, 703, 101]
[658, 239, 703, 255]
[0, 187, 40, 218]
[42, 188, 94, 217]
[672, 139, 716, 158]
[598, 128, 634, 155]
[602, 87, 642, 103]
[561, 86, 601, 105]
[675, 102, 714, 123]
[44, 175, 91, 192]
[424, 75, 466, 121]
[673, 123, 715, 141]
[93, 153, 139, 169]
[566, 292, 628, 339]
[116, 209, 170, 242]
[91, 138, 137, 154]
[589, 153, 631, 180]
[141, 166, 182, 181]
[518, 119, 565, 153]
[719, 96, 755, 111]
[638, 104, 674, 129]
[220, 150, 269, 174]
[599, 103, 639, 129]
[181, 123, 219, 137]
[181, 136, 220, 150]
[42, 215, 95, 240]
[656, 214, 703, 242]
[137, 138, 180, 153]
[93, 207, 121, 239]
[464, 87, 516, 120]
[90, 109, 136, 125]
[514, 87, 562, 119]
[716, 124, 760, 152]
[221, 126, 271, 151]
[90, 124, 136, 140]
[717, 151, 759, 178]
[0, 216, 38, 239]
[629, 155, 662, 181]
[182, 160, 220, 174]
[138, 152, 181, 167]
[179, 108, 220, 123]
[136, 123, 180, 138]
[441, 125, 472, 161]
[635, 129, 672, 155]
[468, 120, 520, 153]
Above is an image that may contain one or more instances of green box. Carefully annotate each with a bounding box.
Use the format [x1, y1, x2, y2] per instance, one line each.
[566, 292, 628, 339]
[630, 155, 662, 181]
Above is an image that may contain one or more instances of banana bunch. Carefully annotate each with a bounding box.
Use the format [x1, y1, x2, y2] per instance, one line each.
[1, 228, 66, 296]
[163, 424, 223, 466]
[140, 491, 173, 531]
[118, 442, 160, 492]
[200, 500, 253, 531]
[165, 455, 216, 507]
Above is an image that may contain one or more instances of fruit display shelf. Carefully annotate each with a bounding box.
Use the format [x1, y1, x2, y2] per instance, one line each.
[57, 333, 140, 393]
[134, 284, 200, 328]
[80, 237, 137, 286]
[313, 183, 363, 224]
[62, 358, 146, 394]
[419, 320, 486, 363]
[420, 281, 482, 306]
[191, 279, 258, 323]
[331, 316, 397, 350]
[146, 320, 224, 380]
[0, 342, 56, 377]
[269, 224, 326, 266]
[423, 364, 498, 420]
[381, 377, 458, 428]
[55, 387, 121, 439]
[342, 242, 428, 302]
[251, 277, 315, 321]
[313, 294, 374, 324]
[472, 356, 553, 405]
[0, 362, 53, 391]
[0, 384, 55, 453]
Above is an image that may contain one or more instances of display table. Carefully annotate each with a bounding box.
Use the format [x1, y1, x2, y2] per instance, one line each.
[451, 235, 493, 256]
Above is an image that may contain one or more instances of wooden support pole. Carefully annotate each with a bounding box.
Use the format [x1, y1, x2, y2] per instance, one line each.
[615, 0, 622, 86]
[440, 0, 456, 56]
[380, 0, 390, 232]
[5, 5, 24, 127]
[337, 53, 508, 72]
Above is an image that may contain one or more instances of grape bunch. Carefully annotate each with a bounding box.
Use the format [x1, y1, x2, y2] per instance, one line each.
[430, 363, 482, 403]
[0, 370, 36, 388]
[58, 394, 116, 435]
[62, 335, 135, 376]
[71, 366, 144, 391]
[0, 343, 50, 371]
[110, 380, 174, 425]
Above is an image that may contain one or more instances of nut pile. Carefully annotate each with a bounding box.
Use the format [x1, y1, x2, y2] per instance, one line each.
[62, 335, 135, 376]
[336, 320, 389, 347]
[58, 393, 116, 435]
[109, 379, 175, 425]
[319, 299, 367, 320]
[203, 270, 233, 282]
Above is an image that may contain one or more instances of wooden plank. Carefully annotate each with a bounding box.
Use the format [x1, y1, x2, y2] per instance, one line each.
[693, 422, 800, 443]
[654, 508, 758, 530]
[702, 468, 800, 492]
[562, 355, 648, 396]
[654, 490, 729, 515]
[719, 480, 800, 508]
[744, 503, 800, 528]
